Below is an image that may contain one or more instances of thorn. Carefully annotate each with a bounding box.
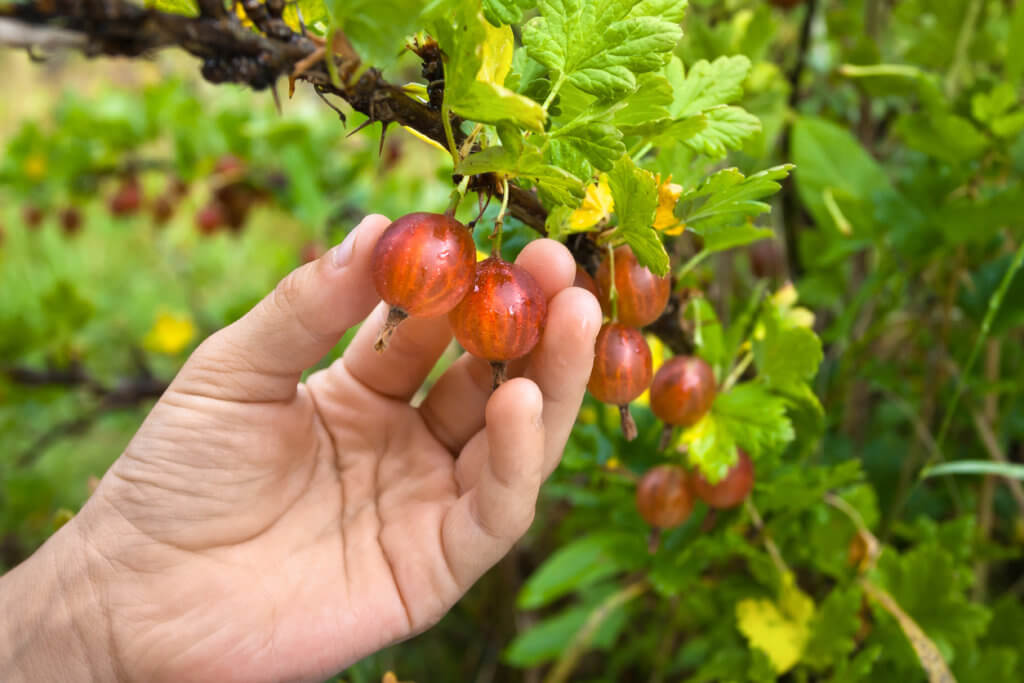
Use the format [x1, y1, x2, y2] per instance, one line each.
[313, 86, 346, 124]
[377, 121, 390, 157]
[271, 82, 282, 114]
[346, 118, 376, 138]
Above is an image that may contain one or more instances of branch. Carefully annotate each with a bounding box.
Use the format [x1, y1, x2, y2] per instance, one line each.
[5, 362, 168, 467]
[1, 0, 695, 350]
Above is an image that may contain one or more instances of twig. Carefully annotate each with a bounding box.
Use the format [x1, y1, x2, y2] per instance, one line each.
[970, 407, 1024, 515]
[777, 0, 818, 279]
[944, 0, 983, 97]
[5, 363, 168, 467]
[543, 581, 648, 683]
[745, 499, 789, 576]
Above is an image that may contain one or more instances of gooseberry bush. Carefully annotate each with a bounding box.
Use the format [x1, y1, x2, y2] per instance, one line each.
[3, 0, 1024, 681]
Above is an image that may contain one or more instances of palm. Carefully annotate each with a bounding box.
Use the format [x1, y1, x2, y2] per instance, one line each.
[75, 216, 601, 683]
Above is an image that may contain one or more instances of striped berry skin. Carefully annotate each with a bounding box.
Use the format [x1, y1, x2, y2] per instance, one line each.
[448, 258, 547, 363]
[573, 265, 600, 299]
[636, 465, 693, 529]
[650, 356, 716, 427]
[595, 246, 671, 328]
[692, 450, 754, 509]
[588, 324, 652, 405]
[372, 212, 477, 318]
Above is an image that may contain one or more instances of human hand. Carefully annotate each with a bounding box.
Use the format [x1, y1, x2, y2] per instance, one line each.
[1, 215, 601, 682]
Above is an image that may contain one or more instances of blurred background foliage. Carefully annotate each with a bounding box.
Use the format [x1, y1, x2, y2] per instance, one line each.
[2, 0, 1024, 681]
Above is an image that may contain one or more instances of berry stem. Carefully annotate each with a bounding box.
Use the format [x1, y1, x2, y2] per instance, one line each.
[607, 244, 619, 322]
[490, 361, 508, 391]
[618, 404, 638, 442]
[490, 177, 509, 257]
[374, 306, 409, 352]
[439, 59, 459, 162]
[658, 424, 674, 451]
[647, 527, 661, 554]
[445, 175, 471, 217]
[721, 350, 753, 392]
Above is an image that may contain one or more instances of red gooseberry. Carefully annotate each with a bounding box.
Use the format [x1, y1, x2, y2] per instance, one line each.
[596, 245, 671, 328]
[573, 265, 600, 299]
[22, 205, 45, 230]
[371, 212, 477, 351]
[109, 177, 142, 217]
[448, 257, 547, 388]
[587, 323, 653, 441]
[691, 450, 754, 509]
[59, 207, 82, 237]
[650, 356, 717, 428]
[636, 465, 693, 529]
[195, 201, 226, 235]
[749, 238, 785, 280]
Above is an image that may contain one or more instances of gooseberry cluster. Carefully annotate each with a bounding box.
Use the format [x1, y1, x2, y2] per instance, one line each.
[573, 246, 741, 533]
[635, 450, 755, 532]
[584, 245, 717, 446]
[371, 212, 547, 388]
[582, 246, 667, 440]
[15, 154, 282, 240]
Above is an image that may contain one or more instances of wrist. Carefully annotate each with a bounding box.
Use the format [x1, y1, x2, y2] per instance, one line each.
[0, 520, 120, 682]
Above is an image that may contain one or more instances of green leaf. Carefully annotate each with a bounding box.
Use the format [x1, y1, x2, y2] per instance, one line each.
[326, 0, 423, 68]
[991, 111, 1024, 139]
[607, 156, 668, 275]
[684, 297, 725, 374]
[683, 105, 761, 158]
[872, 544, 991, 658]
[146, 0, 199, 16]
[613, 73, 674, 136]
[504, 591, 632, 666]
[791, 116, 893, 234]
[757, 461, 864, 516]
[429, 2, 547, 130]
[895, 111, 990, 164]
[701, 223, 774, 254]
[681, 383, 794, 481]
[548, 116, 625, 172]
[802, 586, 863, 671]
[826, 645, 884, 683]
[971, 83, 1018, 123]
[666, 54, 751, 118]
[1007, 0, 1024, 83]
[922, 461, 1024, 480]
[517, 531, 647, 609]
[676, 165, 792, 240]
[455, 143, 585, 206]
[481, 0, 535, 26]
[282, 0, 329, 32]
[754, 304, 823, 387]
[522, 0, 683, 100]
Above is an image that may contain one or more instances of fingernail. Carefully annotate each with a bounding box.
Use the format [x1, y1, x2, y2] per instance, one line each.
[330, 224, 361, 269]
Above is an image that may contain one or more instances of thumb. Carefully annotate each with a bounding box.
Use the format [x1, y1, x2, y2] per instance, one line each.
[173, 214, 392, 402]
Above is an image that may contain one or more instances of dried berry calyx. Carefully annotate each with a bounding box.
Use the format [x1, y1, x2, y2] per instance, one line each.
[371, 212, 477, 352]
[650, 355, 717, 431]
[448, 257, 548, 389]
[636, 464, 693, 530]
[596, 245, 671, 328]
[587, 323, 653, 441]
[692, 450, 754, 509]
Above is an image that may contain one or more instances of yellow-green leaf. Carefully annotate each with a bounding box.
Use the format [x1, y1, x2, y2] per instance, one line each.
[736, 573, 815, 675]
